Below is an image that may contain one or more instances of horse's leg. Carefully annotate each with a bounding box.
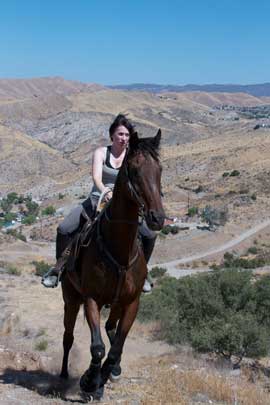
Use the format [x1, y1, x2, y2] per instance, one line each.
[101, 297, 140, 387]
[105, 305, 123, 381]
[60, 299, 80, 379]
[80, 298, 105, 399]
[105, 304, 123, 344]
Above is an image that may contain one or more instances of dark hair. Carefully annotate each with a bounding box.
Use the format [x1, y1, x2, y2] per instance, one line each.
[109, 114, 136, 141]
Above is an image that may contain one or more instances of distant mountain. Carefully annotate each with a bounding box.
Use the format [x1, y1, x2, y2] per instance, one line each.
[108, 83, 270, 97]
[0, 77, 104, 100]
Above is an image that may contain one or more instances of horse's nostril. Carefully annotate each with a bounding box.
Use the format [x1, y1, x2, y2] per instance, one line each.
[150, 210, 164, 226]
[150, 210, 157, 223]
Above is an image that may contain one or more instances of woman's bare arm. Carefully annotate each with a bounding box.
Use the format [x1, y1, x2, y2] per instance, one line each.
[92, 147, 112, 201]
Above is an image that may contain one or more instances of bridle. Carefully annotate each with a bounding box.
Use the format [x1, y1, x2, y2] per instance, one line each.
[104, 158, 145, 225]
[96, 159, 146, 304]
[123, 162, 145, 215]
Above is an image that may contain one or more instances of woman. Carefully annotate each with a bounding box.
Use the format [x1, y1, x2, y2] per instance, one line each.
[42, 114, 156, 292]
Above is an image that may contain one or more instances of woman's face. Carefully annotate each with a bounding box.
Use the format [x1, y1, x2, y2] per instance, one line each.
[111, 125, 130, 148]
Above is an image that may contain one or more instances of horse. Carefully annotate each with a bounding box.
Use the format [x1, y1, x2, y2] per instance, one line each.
[60, 129, 165, 400]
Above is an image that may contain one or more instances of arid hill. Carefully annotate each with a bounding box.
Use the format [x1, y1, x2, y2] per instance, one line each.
[109, 81, 270, 97]
[0, 77, 270, 206]
[0, 124, 82, 195]
[0, 76, 103, 100]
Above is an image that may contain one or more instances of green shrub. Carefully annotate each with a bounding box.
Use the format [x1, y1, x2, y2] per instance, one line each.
[222, 172, 230, 177]
[149, 266, 167, 279]
[161, 225, 171, 235]
[6, 265, 21, 276]
[58, 193, 65, 200]
[251, 193, 257, 201]
[22, 215, 37, 225]
[31, 260, 51, 277]
[247, 246, 258, 255]
[6, 192, 19, 204]
[6, 229, 27, 242]
[170, 225, 180, 234]
[223, 252, 266, 269]
[0, 198, 12, 214]
[230, 170, 240, 177]
[35, 339, 48, 351]
[160, 225, 179, 235]
[187, 206, 198, 217]
[25, 200, 39, 216]
[253, 275, 270, 327]
[138, 277, 178, 343]
[138, 268, 270, 360]
[4, 212, 17, 223]
[42, 205, 56, 216]
[201, 205, 228, 227]
[158, 232, 166, 239]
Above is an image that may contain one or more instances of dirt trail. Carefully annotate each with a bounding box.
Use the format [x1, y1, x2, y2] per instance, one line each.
[0, 272, 174, 404]
[152, 219, 270, 275]
[1, 219, 270, 402]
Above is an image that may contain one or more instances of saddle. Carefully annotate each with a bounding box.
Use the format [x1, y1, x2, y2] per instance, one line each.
[58, 191, 110, 277]
[65, 209, 98, 273]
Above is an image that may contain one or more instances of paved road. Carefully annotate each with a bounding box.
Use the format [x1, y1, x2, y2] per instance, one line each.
[151, 219, 270, 278]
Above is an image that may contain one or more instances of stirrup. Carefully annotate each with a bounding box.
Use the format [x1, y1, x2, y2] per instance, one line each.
[41, 268, 61, 288]
[41, 255, 67, 288]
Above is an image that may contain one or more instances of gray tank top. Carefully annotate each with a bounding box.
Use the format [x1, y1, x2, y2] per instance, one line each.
[90, 146, 120, 202]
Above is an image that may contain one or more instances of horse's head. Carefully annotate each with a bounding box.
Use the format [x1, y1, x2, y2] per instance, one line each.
[124, 129, 165, 231]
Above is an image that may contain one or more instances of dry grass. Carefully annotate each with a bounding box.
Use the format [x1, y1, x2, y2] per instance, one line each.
[140, 362, 270, 404]
[141, 368, 186, 404]
[129, 320, 160, 338]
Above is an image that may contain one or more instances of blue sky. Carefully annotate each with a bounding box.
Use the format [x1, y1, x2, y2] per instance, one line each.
[0, 0, 269, 85]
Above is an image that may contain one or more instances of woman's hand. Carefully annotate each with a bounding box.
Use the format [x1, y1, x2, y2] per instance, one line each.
[104, 189, 113, 202]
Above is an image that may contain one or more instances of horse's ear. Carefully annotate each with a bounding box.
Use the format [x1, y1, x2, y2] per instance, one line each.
[129, 132, 139, 150]
[152, 129, 161, 149]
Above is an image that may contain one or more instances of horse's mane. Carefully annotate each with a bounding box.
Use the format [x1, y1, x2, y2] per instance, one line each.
[128, 137, 160, 162]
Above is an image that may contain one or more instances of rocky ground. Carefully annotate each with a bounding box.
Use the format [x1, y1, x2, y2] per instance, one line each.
[1, 214, 270, 403]
[1, 270, 270, 404]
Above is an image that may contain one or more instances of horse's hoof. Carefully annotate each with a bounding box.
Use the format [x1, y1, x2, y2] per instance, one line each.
[80, 372, 101, 396]
[109, 372, 121, 382]
[81, 385, 104, 402]
[110, 364, 121, 382]
[81, 391, 94, 403]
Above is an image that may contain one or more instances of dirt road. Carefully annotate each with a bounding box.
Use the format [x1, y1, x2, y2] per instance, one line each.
[151, 219, 270, 276]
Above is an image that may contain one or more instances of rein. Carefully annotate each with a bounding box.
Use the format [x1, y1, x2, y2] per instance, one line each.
[96, 210, 140, 304]
[101, 159, 145, 225]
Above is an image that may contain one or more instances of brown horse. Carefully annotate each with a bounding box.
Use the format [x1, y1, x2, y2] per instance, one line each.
[60, 130, 164, 400]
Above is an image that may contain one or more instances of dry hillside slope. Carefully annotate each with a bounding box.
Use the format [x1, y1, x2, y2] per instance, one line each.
[0, 124, 82, 194]
[0, 77, 103, 100]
